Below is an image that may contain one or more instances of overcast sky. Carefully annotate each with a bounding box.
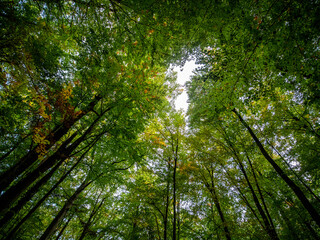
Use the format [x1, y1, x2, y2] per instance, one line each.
[173, 60, 197, 113]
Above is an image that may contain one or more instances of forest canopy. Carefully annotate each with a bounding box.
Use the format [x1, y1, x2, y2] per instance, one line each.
[0, 0, 320, 239]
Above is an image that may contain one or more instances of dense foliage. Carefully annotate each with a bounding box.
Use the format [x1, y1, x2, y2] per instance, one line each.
[1, 0, 319, 239]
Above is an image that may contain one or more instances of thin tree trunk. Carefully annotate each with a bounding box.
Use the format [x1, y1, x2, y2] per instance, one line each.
[0, 133, 32, 162]
[246, 155, 276, 231]
[78, 196, 105, 240]
[39, 179, 92, 240]
[232, 108, 320, 228]
[55, 214, 74, 240]
[207, 169, 232, 240]
[237, 158, 279, 240]
[164, 161, 170, 240]
[221, 132, 278, 240]
[0, 95, 101, 192]
[173, 154, 177, 240]
[177, 199, 180, 240]
[266, 140, 320, 204]
[219, 157, 266, 230]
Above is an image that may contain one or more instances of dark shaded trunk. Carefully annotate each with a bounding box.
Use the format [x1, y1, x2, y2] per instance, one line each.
[0, 110, 106, 214]
[0, 157, 65, 228]
[207, 170, 231, 240]
[3, 150, 87, 240]
[164, 161, 170, 240]
[153, 212, 161, 240]
[237, 158, 279, 240]
[218, 157, 266, 230]
[173, 154, 177, 240]
[225, 135, 279, 240]
[0, 132, 77, 214]
[232, 108, 320, 228]
[39, 179, 92, 240]
[54, 214, 73, 240]
[267, 141, 320, 204]
[78, 196, 105, 240]
[177, 199, 180, 240]
[221, 130, 278, 239]
[246, 155, 276, 232]
[0, 95, 101, 192]
[199, 164, 231, 240]
[0, 133, 32, 162]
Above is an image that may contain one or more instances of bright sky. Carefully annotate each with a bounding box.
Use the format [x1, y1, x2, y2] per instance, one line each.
[173, 60, 197, 112]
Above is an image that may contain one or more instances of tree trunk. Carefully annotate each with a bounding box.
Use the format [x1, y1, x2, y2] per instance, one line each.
[207, 169, 232, 240]
[0, 111, 105, 213]
[232, 108, 320, 228]
[39, 179, 92, 240]
[0, 95, 101, 192]
[246, 155, 276, 232]
[237, 157, 279, 240]
[78, 196, 105, 240]
[3, 150, 87, 240]
[0, 157, 65, 228]
[164, 161, 170, 240]
[0, 132, 77, 214]
[54, 214, 73, 240]
[173, 154, 177, 240]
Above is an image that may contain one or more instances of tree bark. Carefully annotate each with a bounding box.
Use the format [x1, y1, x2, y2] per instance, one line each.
[0, 157, 65, 228]
[0, 110, 106, 213]
[0, 95, 101, 192]
[246, 155, 276, 232]
[207, 168, 232, 240]
[54, 214, 74, 240]
[78, 196, 105, 240]
[0, 132, 77, 214]
[3, 150, 87, 240]
[237, 157, 279, 240]
[164, 160, 170, 240]
[232, 108, 320, 228]
[173, 152, 177, 240]
[224, 135, 279, 240]
[39, 179, 92, 240]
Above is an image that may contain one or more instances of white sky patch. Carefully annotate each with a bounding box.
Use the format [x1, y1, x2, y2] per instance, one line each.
[173, 60, 197, 112]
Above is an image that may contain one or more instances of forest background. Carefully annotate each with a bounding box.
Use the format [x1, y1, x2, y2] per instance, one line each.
[0, 0, 320, 239]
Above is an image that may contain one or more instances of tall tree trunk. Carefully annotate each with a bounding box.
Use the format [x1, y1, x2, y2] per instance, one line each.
[237, 157, 279, 240]
[232, 108, 320, 228]
[164, 160, 170, 240]
[39, 179, 92, 240]
[0, 95, 101, 192]
[246, 155, 276, 232]
[224, 135, 279, 240]
[0, 132, 77, 214]
[0, 157, 65, 228]
[3, 150, 87, 240]
[206, 168, 232, 240]
[54, 214, 74, 240]
[0, 111, 105, 213]
[224, 160, 265, 229]
[78, 196, 105, 240]
[177, 198, 180, 240]
[173, 154, 177, 240]
[152, 212, 161, 240]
